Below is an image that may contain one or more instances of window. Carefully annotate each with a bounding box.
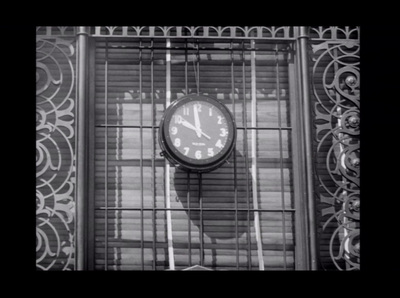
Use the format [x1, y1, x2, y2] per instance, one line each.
[88, 35, 303, 270]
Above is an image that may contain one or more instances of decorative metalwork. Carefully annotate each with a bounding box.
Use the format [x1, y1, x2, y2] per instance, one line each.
[36, 26, 360, 42]
[311, 39, 360, 270]
[36, 26, 76, 36]
[309, 26, 359, 41]
[36, 37, 76, 270]
[91, 26, 295, 39]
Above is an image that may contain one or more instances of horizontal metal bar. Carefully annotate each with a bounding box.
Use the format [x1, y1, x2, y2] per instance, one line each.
[236, 126, 292, 130]
[95, 124, 291, 130]
[98, 59, 288, 65]
[94, 157, 291, 168]
[309, 39, 360, 43]
[92, 35, 296, 42]
[97, 45, 290, 53]
[95, 207, 296, 212]
[91, 34, 358, 43]
[96, 124, 159, 129]
[97, 239, 294, 251]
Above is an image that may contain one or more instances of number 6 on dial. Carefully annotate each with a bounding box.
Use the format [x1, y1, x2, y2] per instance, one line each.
[195, 150, 202, 159]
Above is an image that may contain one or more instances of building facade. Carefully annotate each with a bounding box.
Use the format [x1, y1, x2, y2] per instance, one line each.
[36, 26, 360, 270]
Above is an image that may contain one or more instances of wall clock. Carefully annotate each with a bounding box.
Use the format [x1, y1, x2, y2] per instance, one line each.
[159, 94, 236, 173]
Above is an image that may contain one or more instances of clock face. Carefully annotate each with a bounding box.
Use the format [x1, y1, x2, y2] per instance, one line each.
[169, 100, 229, 160]
[160, 95, 236, 172]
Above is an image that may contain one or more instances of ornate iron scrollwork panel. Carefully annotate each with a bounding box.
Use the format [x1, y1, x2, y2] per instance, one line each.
[310, 40, 360, 270]
[91, 26, 295, 39]
[36, 37, 76, 270]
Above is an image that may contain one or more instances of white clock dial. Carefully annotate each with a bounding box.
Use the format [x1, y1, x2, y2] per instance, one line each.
[168, 100, 229, 161]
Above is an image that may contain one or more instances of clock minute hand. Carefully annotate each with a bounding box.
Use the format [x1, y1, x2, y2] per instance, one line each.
[193, 104, 202, 138]
[192, 106, 211, 140]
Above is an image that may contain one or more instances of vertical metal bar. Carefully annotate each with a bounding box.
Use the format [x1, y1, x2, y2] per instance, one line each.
[185, 40, 192, 267]
[104, 38, 109, 271]
[295, 32, 311, 268]
[196, 40, 203, 266]
[74, 29, 80, 271]
[242, 41, 252, 270]
[165, 38, 175, 270]
[151, 39, 157, 270]
[87, 37, 96, 271]
[198, 173, 204, 266]
[251, 39, 264, 270]
[190, 38, 203, 266]
[299, 26, 318, 270]
[76, 26, 89, 271]
[288, 36, 309, 270]
[275, 44, 287, 270]
[196, 42, 200, 95]
[185, 40, 188, 95]
[187, 171, 192, 266]
[231, 41, 239, 270]
[139, 40, 144, 271]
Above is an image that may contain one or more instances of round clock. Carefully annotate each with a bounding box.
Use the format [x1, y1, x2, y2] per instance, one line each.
[159, 94, 236, 173]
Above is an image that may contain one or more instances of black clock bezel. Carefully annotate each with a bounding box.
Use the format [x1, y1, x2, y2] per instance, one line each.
[159, 94, 236, 173]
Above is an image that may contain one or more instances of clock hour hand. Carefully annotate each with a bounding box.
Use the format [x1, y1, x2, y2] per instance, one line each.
[181, 118, 211, 140]
[181, 118, 198, 131]
[193, 104, 202, 138]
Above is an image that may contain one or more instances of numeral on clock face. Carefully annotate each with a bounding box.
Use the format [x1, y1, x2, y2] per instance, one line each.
[217, 116, 223, 124]
[220, 128, 227, 137]
[195, 150, 202, 159]
[183, 147, 190, 156]
[195, 103, 202, 112]
[174, 138, 181, 147]
[175, 115, 182, 124]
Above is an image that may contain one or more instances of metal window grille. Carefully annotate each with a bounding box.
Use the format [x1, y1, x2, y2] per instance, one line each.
[90, 33, 299, 270]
